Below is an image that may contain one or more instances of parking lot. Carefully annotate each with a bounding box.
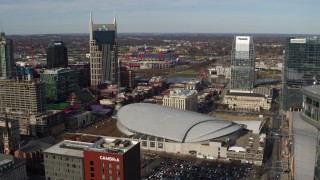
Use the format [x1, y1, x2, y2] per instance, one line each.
[141, 155, 254, 180]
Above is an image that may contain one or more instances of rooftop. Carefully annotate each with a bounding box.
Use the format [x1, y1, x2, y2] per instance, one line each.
[226, 92, 265, 98]
[44, 136, 138, 157]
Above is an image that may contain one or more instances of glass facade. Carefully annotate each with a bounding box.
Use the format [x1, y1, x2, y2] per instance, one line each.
[230, 36, 255, 92]
[301, 88, 320, 179]
[46, 41, 68, 69]
[283, 37, 320, 110]
[302, 95, 320, 122]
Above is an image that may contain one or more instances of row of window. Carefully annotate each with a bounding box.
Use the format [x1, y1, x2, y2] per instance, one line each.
[141, 141, 163, 148]
[303, 95, 320, 122]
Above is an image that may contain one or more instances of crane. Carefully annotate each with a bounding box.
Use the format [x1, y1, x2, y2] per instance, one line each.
[14, 38, 36, 67]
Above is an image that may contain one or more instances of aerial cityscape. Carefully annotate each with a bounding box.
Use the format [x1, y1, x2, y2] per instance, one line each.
[0, 1, 319, 180]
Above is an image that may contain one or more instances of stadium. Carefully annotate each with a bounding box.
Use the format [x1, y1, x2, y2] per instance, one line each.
[116, 103, 266, 164]
[117, 103, 249, 144]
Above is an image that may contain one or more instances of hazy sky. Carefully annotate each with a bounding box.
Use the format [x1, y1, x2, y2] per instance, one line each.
[0, 0, 319, 35]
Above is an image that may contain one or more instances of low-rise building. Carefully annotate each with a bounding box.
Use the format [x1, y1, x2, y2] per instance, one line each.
[163, 88, 198, 111]
[44, 137, 140, 180]
[0, 117, 20, 154]
[223, 92, 272, 112]
[0, 153, 27, 180]
[65, 111, 92, 129]
[14, 136, 55, 172]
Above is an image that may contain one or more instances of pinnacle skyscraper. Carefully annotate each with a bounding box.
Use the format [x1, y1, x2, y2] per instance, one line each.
[89, 14, 118, 87]
[283, 37, 320, 111]
[0, 32, 14, 79]
[230, 36, 255, 93]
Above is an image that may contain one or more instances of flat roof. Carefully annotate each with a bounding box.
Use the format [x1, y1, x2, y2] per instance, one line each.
[44, 137, 139, 157]
[226, 92, 265, 98]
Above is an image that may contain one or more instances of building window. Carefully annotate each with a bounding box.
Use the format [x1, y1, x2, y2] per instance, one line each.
[108, 163, 112, 168]
[142, 141, 147, 147]
[90, 161, 94, 165]
[116, 170, 120, 175]
[109, 169, 112, 174]
[91, 173, 94, 177]
[116, 165, 120, 169]
[117, 177, 120, 180]
[158, 143, 163, 149]
[90, 167, 94, 171]
[109, 176, 113, 180]
[150, 142, 155, 148]
[102, 175, 105, 179]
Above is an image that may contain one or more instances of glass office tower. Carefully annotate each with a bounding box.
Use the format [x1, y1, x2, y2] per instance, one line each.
[283, 37, 320, 110]
[0, 32, 14, 79]
[46, 41, 68, 69]
[230, 36, 255, 93]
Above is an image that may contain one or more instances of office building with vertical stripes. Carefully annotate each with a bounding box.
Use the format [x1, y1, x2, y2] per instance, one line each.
[89, 14, 118, 87]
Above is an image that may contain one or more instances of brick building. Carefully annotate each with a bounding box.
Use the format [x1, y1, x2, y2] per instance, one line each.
[44, 136, 140, 180]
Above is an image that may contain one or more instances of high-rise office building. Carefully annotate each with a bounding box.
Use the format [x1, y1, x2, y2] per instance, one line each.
[46, 41, 68, 69]
[40, 68, 78, 102]
[230, 36, 255, 93]
[0, 32, 14, 79]
[89, 13, 118, 88]
[283, 37, 320, 110]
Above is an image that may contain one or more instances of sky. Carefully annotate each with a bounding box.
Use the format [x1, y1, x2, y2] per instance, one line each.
[0, 0, 319, 35]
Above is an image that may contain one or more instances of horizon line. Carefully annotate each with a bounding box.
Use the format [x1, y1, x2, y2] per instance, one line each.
[5, 32, 320, 36]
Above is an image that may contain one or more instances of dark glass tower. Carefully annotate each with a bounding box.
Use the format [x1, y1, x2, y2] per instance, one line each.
[89, 13, 118, 87]
[0, 32, 14, 79]
[283, 37, 320, 110]
[230, 36, 255, 93]
[46, 41, 68, 69]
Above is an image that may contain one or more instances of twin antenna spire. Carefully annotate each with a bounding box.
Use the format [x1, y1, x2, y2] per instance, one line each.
[89, 12, 117, 25]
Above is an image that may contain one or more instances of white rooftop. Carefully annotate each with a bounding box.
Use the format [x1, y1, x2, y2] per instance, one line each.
[117, 103, 245, 143]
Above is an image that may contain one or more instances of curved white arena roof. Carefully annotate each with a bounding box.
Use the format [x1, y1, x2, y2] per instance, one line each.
[117, 103, 245, 143]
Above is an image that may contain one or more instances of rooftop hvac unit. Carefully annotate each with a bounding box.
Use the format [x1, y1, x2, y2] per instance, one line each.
[119, 140, 130, 148]
[110, 139, 121, 146]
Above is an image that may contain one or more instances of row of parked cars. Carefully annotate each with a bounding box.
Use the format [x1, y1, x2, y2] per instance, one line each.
[143, 157, 252, 180]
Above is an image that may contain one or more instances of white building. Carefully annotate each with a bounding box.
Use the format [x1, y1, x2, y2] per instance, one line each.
[186, 80, 200, 90]
[208, 66, 231, 79]
[116, 103, 265, 164]
[163, 89, 198, 111]
[223, 92, 271, 112]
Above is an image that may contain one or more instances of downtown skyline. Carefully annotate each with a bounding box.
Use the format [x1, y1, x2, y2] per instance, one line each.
[0, 0, 319, 35]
